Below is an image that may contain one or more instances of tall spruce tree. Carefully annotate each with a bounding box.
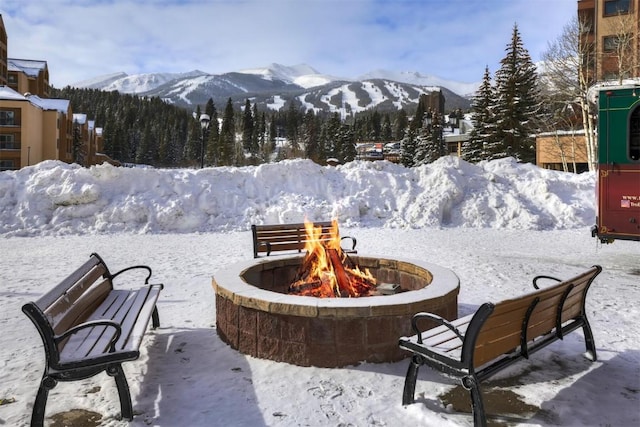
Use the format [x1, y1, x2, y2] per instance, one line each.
[219, 98, 236, 166]
[242, 99, 254, 153]
[465, 66, 495, 162]
[394, 109, 408, 141]
[401, 127, 417, 167]
[493, 23, 541, 163]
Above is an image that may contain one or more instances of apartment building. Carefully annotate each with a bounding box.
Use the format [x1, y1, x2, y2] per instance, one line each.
[0, 13, 114, 171]
[8, 58, 50, 98]
[578, 0, 640, 83]
[0, 15, 7, 86]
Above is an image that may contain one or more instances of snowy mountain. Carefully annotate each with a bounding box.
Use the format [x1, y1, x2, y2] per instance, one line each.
[71, 63, 474, 113]
[358, 69, 479, 98]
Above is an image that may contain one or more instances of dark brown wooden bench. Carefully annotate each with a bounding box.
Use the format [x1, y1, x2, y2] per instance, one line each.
[21, 253, 164, 427]
[251, 220, 357, 258]
[399, 265, 602, 427]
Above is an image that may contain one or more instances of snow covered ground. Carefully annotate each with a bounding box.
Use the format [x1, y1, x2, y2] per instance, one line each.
[0, 158, 638, 426]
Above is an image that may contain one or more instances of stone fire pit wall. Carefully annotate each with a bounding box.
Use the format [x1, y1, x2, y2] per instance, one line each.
[213, 255, 460, 368]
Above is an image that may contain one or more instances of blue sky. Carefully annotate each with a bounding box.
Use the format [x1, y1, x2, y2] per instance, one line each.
[2, 0, 577, 88]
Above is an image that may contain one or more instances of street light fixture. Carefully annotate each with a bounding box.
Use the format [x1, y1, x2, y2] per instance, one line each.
[199, 113, 210, 169]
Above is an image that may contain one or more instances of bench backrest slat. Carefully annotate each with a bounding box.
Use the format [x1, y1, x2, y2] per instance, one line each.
[252, 221, 337, 257]
[470, 266, 600, 368]
[44, 266, 109, 327]
[35, 256, 103, 310]
[53, 279, 113, 339]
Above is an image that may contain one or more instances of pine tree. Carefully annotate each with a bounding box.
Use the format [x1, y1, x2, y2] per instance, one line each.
[250, 104, 261, 162]
[382, 114, 393, 141]
[394, 109, 408, 141]
[219, 98, 236, 166]
[337, 124, 357, 162]
[493, 23, 541, 163]
[401, 127, 417, 167]
[303, 109, 324, 164]
[205, 100, 220, 167]
[465, 66, 495, 162]
[242, 99, 254, 153]
[323, 113, 341, 160]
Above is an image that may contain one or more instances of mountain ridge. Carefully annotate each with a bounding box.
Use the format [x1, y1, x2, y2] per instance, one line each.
[71, 63, 477, 114]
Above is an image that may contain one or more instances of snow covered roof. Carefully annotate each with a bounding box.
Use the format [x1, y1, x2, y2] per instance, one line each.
[8, 58, 47, 78]
[28, 95, 69, 113]
[0, 85, 28, 101]
[0, 87, 70, 114]
[73, 113, 87, 124]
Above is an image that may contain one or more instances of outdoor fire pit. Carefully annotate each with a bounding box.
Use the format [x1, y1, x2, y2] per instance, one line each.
[212, 254, 459, 367]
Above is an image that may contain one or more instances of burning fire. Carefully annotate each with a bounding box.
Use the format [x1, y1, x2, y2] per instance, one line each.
[288, 219, 377, 297]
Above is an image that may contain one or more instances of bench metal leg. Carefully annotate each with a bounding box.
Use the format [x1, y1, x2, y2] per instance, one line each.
[402, 355, 423, 405]
[462, 375, 486, 427]
[582, 318, 597, 361]
[152, 306, 160, 329]
[30, 375, 57, 427]
[107, 364, 133, 420]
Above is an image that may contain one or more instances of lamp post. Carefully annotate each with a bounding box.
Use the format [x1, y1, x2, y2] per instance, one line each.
[199, 113, 210, 169]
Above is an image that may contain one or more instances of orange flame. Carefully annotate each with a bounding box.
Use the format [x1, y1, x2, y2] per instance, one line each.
[289, 219, 376, 298]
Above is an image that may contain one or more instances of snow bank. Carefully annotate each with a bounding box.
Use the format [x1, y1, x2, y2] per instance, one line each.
[0, 157, 596, 236]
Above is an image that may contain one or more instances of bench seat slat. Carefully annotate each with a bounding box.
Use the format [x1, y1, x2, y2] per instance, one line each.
[59, 285, 161, 363]
[60, 290, 134, 360]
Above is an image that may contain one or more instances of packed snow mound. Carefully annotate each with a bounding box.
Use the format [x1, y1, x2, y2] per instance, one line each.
[0, 157, 596, 236]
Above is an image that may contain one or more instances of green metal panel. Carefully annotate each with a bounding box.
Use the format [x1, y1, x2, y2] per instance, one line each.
[598, 86, 640, 165]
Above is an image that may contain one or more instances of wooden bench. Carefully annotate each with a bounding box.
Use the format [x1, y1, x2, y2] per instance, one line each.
[21, 253, 164, 427]
[251, 220, 357, 258]
[398, 265, 602, 427]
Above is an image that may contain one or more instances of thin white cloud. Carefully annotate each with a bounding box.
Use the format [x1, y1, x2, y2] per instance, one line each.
[1, 0, 576, 87]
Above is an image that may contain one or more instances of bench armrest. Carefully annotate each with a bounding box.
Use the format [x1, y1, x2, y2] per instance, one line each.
[55, 320, 122, 352]
[411, 312, 464, 344]
[340, 236, 357, 252]
[110, 265, 153, 284]
[258, 241, 272, 257]
[532, 274, 561, 290]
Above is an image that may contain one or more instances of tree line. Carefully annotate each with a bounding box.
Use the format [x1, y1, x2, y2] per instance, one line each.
[52, 86, 416, 168]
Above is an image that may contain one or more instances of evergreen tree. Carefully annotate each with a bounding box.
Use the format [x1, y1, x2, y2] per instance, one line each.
[250, 103, 261, 162]
[323, 113, 342, 160]
[493, 23, 541, 163]
[401, 127, 417, 167]
[219, 98, 236, 166]
[382, 114, 393, 141]
[370, 110, 382, 141]
[394, 109, 408, 141]
[465, 66, 495, 162]
[242, 99, 254, 153]
[303, 109, 324, 164]
[337, 124, 357, 163]
[205, 100, 220, 167]
[286, 101, 300, 156]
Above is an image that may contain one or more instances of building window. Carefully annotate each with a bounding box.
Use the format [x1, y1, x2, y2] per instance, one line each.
[0, 134, 19, 149]
[0, 110, 15, 126]
[630, 106, 640, 161]
[604, 0, 631, 16]
[0, 159, 17, 171]
[603, 35, 623, 52]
